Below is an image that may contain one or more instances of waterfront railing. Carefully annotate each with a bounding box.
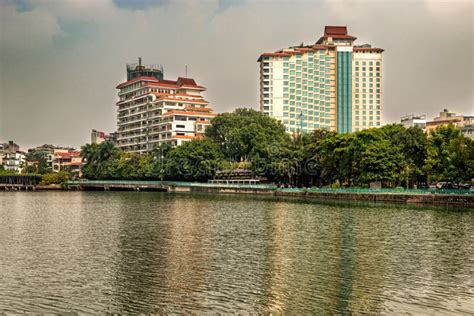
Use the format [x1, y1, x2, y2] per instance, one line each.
[66, 180, 473, 195]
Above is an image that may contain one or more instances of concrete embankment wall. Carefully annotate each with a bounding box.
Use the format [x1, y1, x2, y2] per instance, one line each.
[4, 181, 472, 207]
[168, 185, 275, 195]
[275, 190, 474, 207]
[169, 185, 474, 207]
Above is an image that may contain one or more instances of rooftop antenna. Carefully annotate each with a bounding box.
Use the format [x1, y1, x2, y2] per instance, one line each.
[185, 65, 188, 77]
[139, 57, 142, 67]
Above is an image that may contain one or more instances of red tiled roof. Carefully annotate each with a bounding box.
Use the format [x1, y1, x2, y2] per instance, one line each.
[353, 47, 384, 53]
[316, 34, 357, 44]
[325, 26, 348, 36]
[258, 45, 336, 61]
[164, 110, 216, 117]
[64, 161, 82, 166]
[426, 119, 461, 126]
[312, 44, 336, 50]
[117, 76, 205, 90]
[145, 81, 179, 88]
[157, 97, 209, 104]
[173, 135, 195, 139]
[150, 92, 207, 99]
[185, 106, 213, 112]
[196, 120, 211, 124]
[177, 77, 196, 86]
[56, 152, 81, 158]
[316, 26, 357, 44]
[116, 76, 159, 89]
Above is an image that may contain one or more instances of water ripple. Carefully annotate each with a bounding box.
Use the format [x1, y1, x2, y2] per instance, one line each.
[0, 192, 473, 313]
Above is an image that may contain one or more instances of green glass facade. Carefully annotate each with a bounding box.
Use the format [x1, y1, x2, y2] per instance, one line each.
[281, 50, 333, 133]
[336, 52, 352, 133]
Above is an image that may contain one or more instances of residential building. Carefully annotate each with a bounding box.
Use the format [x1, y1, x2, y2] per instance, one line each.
[49, 150, 82, 176]
[4, 151, 26, 173]
[116, 58, 216, 153]
[27, 145, 82, 175]
[400, 115, 427, 129]
[91, 130, 117, 144]
[1, 141, 25, 173]
[426, 109, 474, 135]
[258, 26, 383, 133]
[460, 124, 474, 139]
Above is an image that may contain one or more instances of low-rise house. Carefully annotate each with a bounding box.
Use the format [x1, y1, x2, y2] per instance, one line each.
[0, 141, 25, 173]
[426, 109, 474, 136]
[400, 114, 427, 130]
[48, 150, 82, 176]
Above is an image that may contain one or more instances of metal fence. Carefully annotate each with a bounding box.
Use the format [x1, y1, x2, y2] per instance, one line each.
[66, 180, 473, 195]
[281, 187, 474, 195]
[66, 180, 277, 190]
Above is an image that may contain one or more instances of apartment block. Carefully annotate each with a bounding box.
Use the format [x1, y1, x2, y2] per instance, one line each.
[116, 59, 216, 153]
[0, 141, 25, 173]
[258, 26, 383, 133]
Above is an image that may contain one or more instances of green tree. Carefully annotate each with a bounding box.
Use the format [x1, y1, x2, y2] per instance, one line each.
[23, 151, 50, 174]
[40, 172, 69, 185]
[379, 124, 428, 187]
[80, 141, 120, 179]
[205, 108, 288, 161]
[359, 140, 404, 186]
[164, 138, 223, 181]
[424, 124, 474, 183]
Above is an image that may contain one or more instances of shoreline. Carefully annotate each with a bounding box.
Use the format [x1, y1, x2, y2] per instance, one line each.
[2, 181, 473, 208]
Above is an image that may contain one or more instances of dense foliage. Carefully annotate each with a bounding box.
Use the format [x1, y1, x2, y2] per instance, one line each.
[80, 109, 474, 187]
[39, 172, 70, 185]
[22, 151, 50, 174]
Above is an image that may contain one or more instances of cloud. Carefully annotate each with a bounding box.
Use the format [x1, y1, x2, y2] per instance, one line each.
[54, 18, 98, 48]
[0, 4, 62, 52]
[215, 0, 245, 13]
[0, 0, 34, 12]
[113, 0, 168, 10]
[0, 0, 472, 149]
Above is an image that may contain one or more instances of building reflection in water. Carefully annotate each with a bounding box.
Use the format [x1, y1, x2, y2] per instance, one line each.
[1, 193, 473, 313]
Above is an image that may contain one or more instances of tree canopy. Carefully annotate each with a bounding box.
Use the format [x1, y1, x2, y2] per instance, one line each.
[79, 112, 473, 188]
[205, 108, 288, 161]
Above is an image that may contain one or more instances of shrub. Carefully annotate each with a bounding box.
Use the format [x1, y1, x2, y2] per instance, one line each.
[40, 172, 69, 185]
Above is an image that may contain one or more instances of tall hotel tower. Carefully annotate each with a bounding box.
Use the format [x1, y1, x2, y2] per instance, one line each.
[258, 26, 383, 133]
[115, 58, 216, 153]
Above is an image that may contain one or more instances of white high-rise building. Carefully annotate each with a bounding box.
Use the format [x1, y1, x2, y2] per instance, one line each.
[116, 59, 216, 153]
[258, 26, 384, 133]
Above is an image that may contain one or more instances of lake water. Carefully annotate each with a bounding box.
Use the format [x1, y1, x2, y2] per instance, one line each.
[0, 191, 473, 314]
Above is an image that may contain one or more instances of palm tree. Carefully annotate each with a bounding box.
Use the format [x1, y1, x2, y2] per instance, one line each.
[80, 143, 97, 164]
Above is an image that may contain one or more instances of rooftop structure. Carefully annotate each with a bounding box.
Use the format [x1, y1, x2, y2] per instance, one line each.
[426, 109, 474, 136]
[126, 57, 163, 81]
[426, 109, 474, 129]
[401, 114, 427, 130]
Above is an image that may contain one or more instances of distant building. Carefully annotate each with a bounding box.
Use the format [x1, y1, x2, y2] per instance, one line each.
[400, 115, 427, 129]
[0, 144, 3, 166]
[459, 124, 474, 139]
[426, 109, 474, 136]
[49, 150, 82, 176]
[91, 130, 117, 144]
[27, 144, 82, 174]
[258, 26, 383, 134]
[28, 144, 59, 155]
[116, 58, 216, 153]
[0, 141, 25, 173]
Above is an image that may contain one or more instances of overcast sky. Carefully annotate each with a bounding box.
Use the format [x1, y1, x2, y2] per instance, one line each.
[0, 0, 473, 149]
